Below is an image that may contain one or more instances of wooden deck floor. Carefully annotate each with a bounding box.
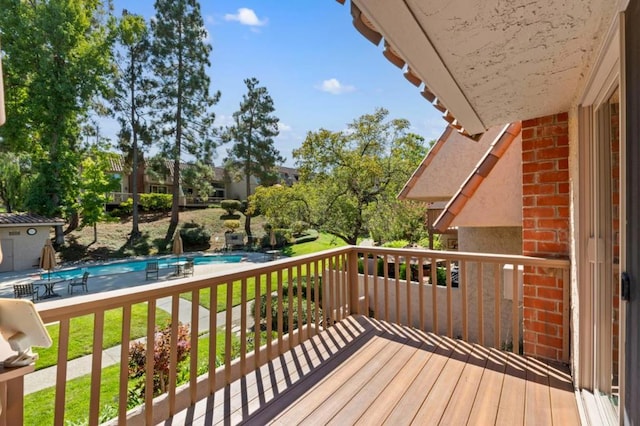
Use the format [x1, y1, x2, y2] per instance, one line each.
[161, 315, 580, 426]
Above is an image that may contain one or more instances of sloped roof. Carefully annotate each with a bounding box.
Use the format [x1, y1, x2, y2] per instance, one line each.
[399, 125, 498, 202]
[0, 213, 64, 227]
[433, 122, 522, 232]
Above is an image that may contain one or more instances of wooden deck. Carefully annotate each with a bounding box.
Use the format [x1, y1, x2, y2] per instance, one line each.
[160, 316, 580, 425]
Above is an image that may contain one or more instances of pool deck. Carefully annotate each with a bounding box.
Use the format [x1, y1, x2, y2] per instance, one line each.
[0, 251, 269, 301]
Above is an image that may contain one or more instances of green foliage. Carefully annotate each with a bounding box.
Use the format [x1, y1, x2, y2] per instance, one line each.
[179, 224, 211, 249]
[292, 229, 319, 245]
[0, 0, 114, 219]
[128, 322, 191, 398]
[79, 154, 121, 235]
[288, 108, 428, 244]
[260, 228, 290, 248]
[381, 240, 410, 248]
[291, 221, 308, 236]
[221, 199, 243, 215]
[222, 78, 283, 196]
[368, 199, 428, 245]
[251, 276, 323, 333]
[0, 152, 32, 212]
[150, 0, 221, 232]
[113, 198, 134, 217]
[139, 193, 172, 212]
[248, 184, 308, 229]
[223, 219, 241, 232]
[357, 257, 386, 276]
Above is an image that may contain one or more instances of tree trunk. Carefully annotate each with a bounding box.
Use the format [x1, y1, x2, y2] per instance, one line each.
[64, 212, 79, 234]
[93, 222, 98, 244]
[54, 225, 65, 246]
[130, 60, 141, 243]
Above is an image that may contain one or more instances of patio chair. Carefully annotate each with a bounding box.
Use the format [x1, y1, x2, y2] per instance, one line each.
[14, 282, 39, 302]
[68, 272, 90, 294]
[146, 261, 159, 280]
[183, 260, 194, 277]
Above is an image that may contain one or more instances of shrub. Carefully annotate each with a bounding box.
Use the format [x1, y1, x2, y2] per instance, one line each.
[128, 322, 191, 399]
[251, 276, 323, 332]
[292, 229, 319, 244]
[139, 193, 172, 212]
[223, 219, 241, 232]
[219, 214, 241, 220]
[116, 198, 133, 215]
[180, 224, 211, 248]
[357, 257, 385, 276]
[260, 228, 290, 248]
[382, 239, 410, 249]
[220, 199, 242, 215]
[290, 221, 308, 236]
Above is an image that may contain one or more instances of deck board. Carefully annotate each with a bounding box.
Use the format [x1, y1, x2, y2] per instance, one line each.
[162, 316, 580, 426]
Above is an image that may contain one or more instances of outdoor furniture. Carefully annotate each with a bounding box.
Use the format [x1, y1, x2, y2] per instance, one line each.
[31, 278, 65, 299]
[13, 283, 39, 302]
[145, 261, 159, 280]
[265, 249, 281, 261]
[68, 272, 89, 294]
[182, 260, 194, 277]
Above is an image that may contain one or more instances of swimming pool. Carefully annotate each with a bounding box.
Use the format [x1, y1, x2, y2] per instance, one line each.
[45, 254, 244, 280]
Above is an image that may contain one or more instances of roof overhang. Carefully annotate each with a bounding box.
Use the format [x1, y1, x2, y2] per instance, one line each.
[343, 0, 619, 133]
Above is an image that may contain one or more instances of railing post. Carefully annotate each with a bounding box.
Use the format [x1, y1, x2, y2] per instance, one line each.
[0, 364, 34, 426]
[348, 248, 360, 315]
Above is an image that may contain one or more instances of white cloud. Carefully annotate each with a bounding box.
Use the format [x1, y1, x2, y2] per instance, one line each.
[278, 123, 292, 132]
[224, 8, 267, 27]
[205, 15, 216, 25]
[317, 78, 356, 95]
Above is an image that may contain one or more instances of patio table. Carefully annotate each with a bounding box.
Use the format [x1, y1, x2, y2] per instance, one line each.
[32, 279, 65, 299]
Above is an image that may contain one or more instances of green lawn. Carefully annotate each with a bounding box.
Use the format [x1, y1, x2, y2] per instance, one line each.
[36, 304, 172, 369]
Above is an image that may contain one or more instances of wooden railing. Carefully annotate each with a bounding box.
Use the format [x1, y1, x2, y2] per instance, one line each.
[20, 246, 569, 426]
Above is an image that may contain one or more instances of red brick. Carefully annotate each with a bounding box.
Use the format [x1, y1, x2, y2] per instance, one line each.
[523, 230, 556, 241]
[533, 344, 560, 361]
[537, 195, 570, 206]
[538, 334, 563, 349]
[542, 124, 569, 137]
[538, 170, 570, 183]
[538, 287, 563, 300]
[523, 241, 537, 253]
[523, 206, 556, 218]
[537, 311, 564, 325]
[557, 207, 570, 218]
[523, 161, 554, 173]
[539, 115, 555, 125]
[522, 151, 536, 162]
[537, 219, 567, 229]
[522, 127, 536, 140]
[538, 146, 569, 160]
[523, 184, 556, 195]
[525, 274, 558, 287]
[522, 173, 535, 184]
[523, 195, 536, 206]
[538, 241, 569, 254]
[525, 318, 558, 334]
[556, 135, 569, 146]
[557, 158, 569, 170]
[523, 219, 536, 228]
[558, 182, 570, 194]
[524, 286, 537, 297]
[522, 118, 539, 127]
[556, 112, 569, 123]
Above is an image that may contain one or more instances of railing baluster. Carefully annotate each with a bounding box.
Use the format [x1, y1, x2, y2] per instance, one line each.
[512, 264, 520, 354]
[494, 263, 501, 349]
[118, 304, 132, 424]
[373, 253, 379, 320]
[190, 289, 200, 403]
[287, 266, 294, 349]
[343, 253, 349, 319]
[209, 284, 218, 394]
[266, 271, 273, 359]
[254, 273, 261, 368]
[145, 299, 157, 426]
[225, 281, 233, 385]
[461, 260, 468, 341]
[277, 269, 284, 353]
[297, 264, 303, 342]
[240, 278, 247, 374]
[169, 295, 180, 414]
[54, 318, 70, 426]
[418, 257, 425, 331]
[363, 251, 369, 317]
[562, 267, 570, 362]
[89, 311, 105, 426]
[406, 256, 412, 327]
[478, 262, 484, 346]
[447, 260, 453, 338]
[394, 255, 401, 325]
[431, 256, 438, 334]
[384, 255, 390, 322]
[306, 261, 312, 338]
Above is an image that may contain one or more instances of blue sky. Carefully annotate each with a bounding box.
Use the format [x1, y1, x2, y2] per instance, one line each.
[108, 1, 445, 166]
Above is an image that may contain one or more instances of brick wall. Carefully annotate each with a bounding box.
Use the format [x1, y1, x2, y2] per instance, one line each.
[521, 112, 570, 362]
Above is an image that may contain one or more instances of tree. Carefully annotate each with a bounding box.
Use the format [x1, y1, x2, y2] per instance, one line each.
[112, 10, 153, 243]
[0, 152, 32, 213]
[222, 77, 283, 237]
[291, 108, 427, 245]
[79, 153, 121, 244]
[150, 0, 220, 243]
[0, 0, 114, 244]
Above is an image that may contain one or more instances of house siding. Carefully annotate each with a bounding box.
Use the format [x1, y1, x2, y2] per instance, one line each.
[521, 112, 570, 362]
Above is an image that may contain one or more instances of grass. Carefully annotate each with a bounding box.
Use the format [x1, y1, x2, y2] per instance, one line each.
[25, 330, 247, 425]
[36, 304, 172, 369]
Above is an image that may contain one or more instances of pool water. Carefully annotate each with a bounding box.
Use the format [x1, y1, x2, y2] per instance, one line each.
[45, 255, 244, 280]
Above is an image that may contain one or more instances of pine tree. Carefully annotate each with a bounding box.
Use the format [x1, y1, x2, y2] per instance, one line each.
[150, 0, 220, 242]
[223, 77, 284, 237]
